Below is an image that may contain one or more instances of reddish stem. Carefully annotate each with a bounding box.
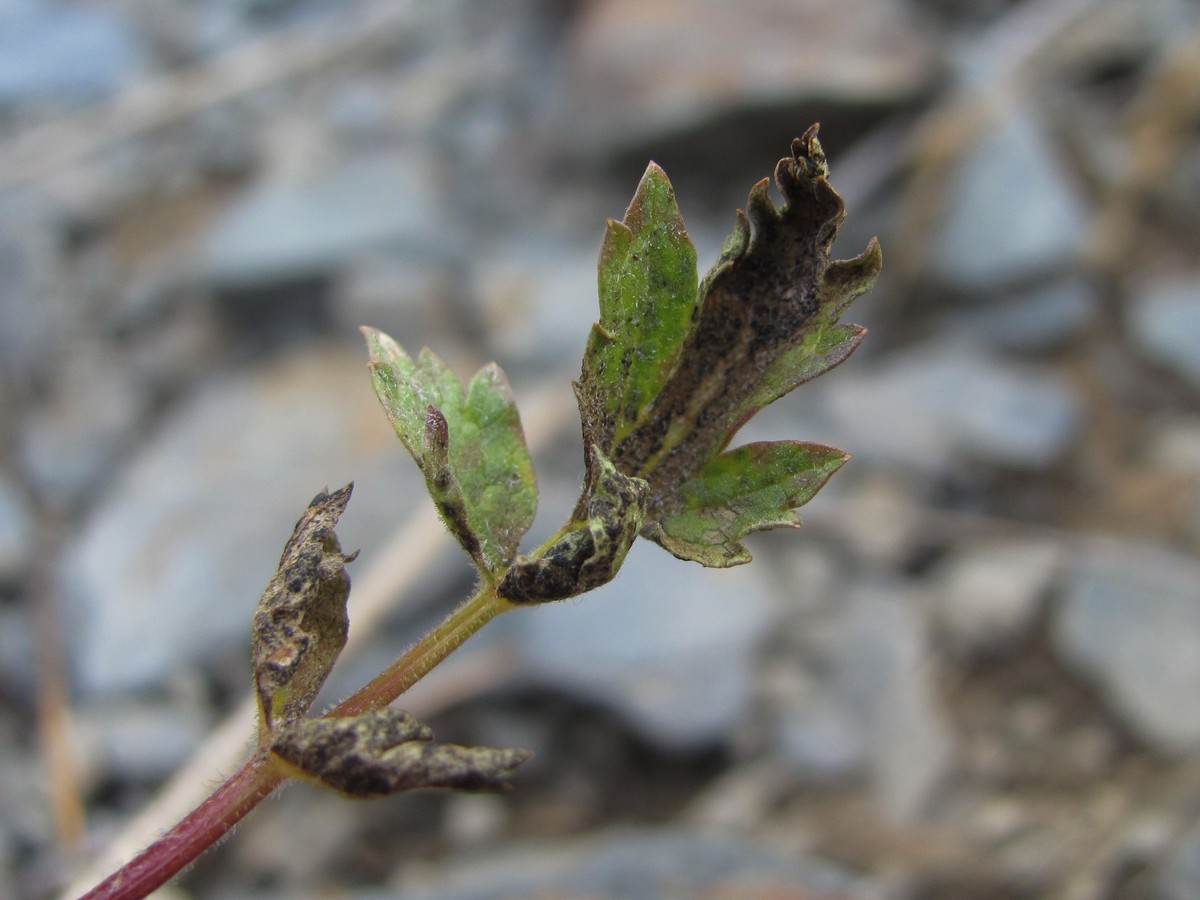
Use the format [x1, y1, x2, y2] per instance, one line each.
[80, 756, 281, 900]
[77, 586, 509, 900]
[331, 586, 507, 717]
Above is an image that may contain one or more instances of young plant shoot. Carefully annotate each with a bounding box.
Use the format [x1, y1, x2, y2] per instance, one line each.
[82, 126, 879, 900]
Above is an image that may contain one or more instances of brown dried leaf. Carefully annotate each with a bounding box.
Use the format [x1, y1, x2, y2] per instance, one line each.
[252, 485, 358, 737]
[270, 708, 531, 797]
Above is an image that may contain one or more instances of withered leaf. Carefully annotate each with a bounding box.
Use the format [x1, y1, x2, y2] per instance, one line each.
[252, 485, 357, 736]
[498, 446, 647, 603]
[574, 126, 879, 566]
[270, 708, 531, 797]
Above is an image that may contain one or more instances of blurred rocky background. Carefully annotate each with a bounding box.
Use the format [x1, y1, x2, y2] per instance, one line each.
[2, 0, 1200, 897]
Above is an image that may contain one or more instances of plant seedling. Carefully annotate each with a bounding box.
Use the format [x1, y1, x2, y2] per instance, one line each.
[81, 126, 879, 899]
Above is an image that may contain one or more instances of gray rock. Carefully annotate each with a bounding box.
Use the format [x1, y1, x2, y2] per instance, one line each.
[805, 471, 928, 570]
[932, 109, 1088, 289]
[777, 685, 865, 783]
[230, 787, 363, 886]
[0, 474, 33, 583]
[758, 542, 945, 816]
[63, 343, 425, 696]
[929, 538, 1063, 658]
[0, 201, 73, 380]
[203, 154, 455, 289]
[73, 698, 212, 784]
[332, 255, 461, 353]
[1053, 542, 1200, 753]
[562, 0, 938, 155]
[765, 567, 953, 816]
[820, 581, 953, 820]
[506, 540, 778, 751]
[822, 337, 1083, 471]
[758, 548, 875, 784]
[395, 826, 879, 900]
[1128, 276, 1200, 391]
[1157, 820, 1200, 900]
[165, 0, 342, 57]
[949, 277, 1098, 352]
[473, 240, 598, 373]
[325, 79, 396, 146]
[0, 1, 144, 106]
[0, 746, 56, 893]
[19, 347, 149, 509]
[0, 605, 37, 700]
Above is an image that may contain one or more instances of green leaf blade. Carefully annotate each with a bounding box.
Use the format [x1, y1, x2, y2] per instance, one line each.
[579, 163, 699, 450]
[364, 327, 427, 462]
[455, 363, 538, 571]
[651, 441, 848, 567]
[363, 327, 538, 576]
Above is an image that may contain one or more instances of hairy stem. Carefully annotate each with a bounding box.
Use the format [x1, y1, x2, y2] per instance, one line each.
[81, 584, 511, 900]
[332, 585, 512, 717]
[79, 755, 281, 900]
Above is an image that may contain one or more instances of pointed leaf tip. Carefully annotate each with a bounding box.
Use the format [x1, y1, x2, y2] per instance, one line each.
[578, 156, 700, 458]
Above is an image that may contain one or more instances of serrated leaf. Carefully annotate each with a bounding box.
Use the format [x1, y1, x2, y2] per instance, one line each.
[721, 322, 866, 447]
[363, 327, 537, 576]
[817, 236, 883, 320]
[363, 330, 454, 460]
[361, 130, 877, 600]
[454, 363, 538, 571]
[650, 441, 848, 567]
[595, 128, 879, 530]
[577, 163, 699, 455]
[729, 235, 882, 437]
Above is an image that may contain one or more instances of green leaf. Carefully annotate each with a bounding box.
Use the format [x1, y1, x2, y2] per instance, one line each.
[363, 327, 537, 576]
[650, 441, 848, 567]
[362, 130, 876, 595]
[577, 163, 699, 454]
